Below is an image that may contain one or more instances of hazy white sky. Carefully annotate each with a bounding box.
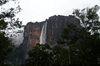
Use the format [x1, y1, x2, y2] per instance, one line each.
[4, 0, 100, 25]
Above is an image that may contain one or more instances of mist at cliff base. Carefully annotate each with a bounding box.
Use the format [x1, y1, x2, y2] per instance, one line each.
[10, 32, 24, 47]
[7, 28, 24, 47]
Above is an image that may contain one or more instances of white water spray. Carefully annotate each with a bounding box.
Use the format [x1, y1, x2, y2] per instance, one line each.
[40, 22, 47, 44]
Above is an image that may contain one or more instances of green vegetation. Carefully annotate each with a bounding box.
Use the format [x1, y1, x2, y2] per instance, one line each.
[0, 1, 100, 66]
[26, 43, 68, 66]
[0, 0, 22, 65]
[0, 32, 13, 66]
[25, 5, 100, 66]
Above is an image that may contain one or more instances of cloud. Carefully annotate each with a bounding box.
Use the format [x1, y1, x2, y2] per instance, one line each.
[15, 0, 100, 25]
[8, 28, 24, 47]
[10, 32, 24, 47]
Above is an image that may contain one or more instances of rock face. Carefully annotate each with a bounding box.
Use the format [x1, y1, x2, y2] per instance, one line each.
[22, 22, 44, 51]
[46, 15, 79, 44]
[8, 15, 79, 65]
[23, 15, 79, 50]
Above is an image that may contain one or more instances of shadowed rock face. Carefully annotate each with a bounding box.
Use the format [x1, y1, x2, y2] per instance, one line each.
[46, 15, 78, 44]
[8, 15, 79, 65]
[22, 15, 79, 51]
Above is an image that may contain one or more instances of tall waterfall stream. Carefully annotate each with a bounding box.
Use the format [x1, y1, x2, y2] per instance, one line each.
[40, 22, 47, 44]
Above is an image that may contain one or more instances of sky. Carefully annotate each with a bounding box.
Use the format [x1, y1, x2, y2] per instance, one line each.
[1, 0, 100, 25]
[1, 0, 100, 46]
[15, 0, 100, 25]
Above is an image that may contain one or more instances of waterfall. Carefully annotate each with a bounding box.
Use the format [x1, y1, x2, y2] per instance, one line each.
[40, 22, 47, 44]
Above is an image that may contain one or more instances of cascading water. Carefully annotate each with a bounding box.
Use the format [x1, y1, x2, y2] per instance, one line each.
[40, 22, 47, 44]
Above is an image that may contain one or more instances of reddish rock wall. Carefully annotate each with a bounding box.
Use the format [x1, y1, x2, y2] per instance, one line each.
[8, 15, 79, 65]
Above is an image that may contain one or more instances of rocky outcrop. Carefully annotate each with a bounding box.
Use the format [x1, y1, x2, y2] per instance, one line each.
[46, 15, 79, 44]
[8, 15, 79, 65]
[22, 15, 79, 50]
[22, 22, 44, 51]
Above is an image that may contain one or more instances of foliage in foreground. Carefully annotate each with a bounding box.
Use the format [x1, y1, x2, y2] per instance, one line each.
[58, 5, 100, 65]
[25, 43, 68, 66]
[25, 5, 100, 66]
[0, 0, 22, 65]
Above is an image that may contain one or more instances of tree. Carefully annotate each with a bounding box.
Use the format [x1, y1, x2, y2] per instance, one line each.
[26, 43, 68, 66]
[0, 0, 22, 36]
[70, 5, 100, 65]
[57, 23, 80, 65]
[70, 33, 100, 65]
[0, 0, 22, 65]
[0, 0, 9, 6]
[0, 32, 13, 66]
[73, 5, 100, 34]
[26, 43, 52, 66]
[57, 5, 100, 65]
[52, 45, 68, 66]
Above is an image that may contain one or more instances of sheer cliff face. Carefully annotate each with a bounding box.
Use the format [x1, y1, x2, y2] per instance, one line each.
[8, 15, 79, 65]
[22, 22, 44, 51]
[46, 15, 78, 44]
[22, 15, 79, 51]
